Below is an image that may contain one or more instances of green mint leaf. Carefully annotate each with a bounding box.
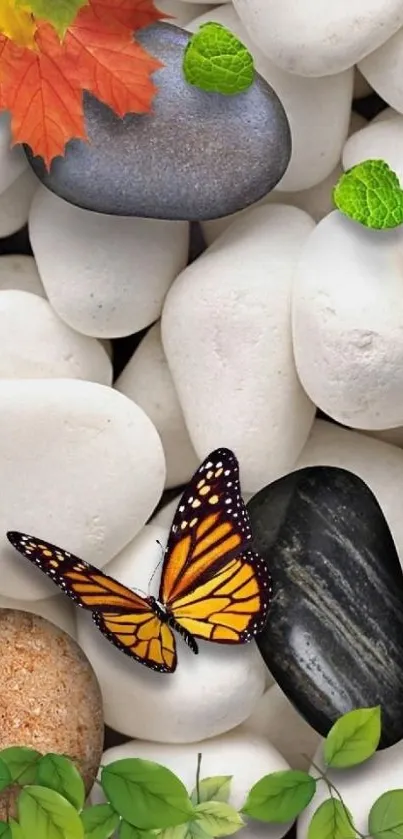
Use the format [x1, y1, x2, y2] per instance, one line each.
[16, 0, 88, 36]
[324, 706, 381, 768]
[308, 798, 357, 839]
[0, 822, 12, 839]
[191, 777, 232, 805]
[36, 754, 85, 811]
[119, 824, 157, 839]
[194, 801, 243, 836]
[241, 770, 316, 823]
[0, 747, 42, 784]
[183, 23, 254, 95]
[81, 803, 120, 839]
[18, 786, 84, 839]
[101, 758, 195, 830]
[0, 757, 11, 792]
[368, 789, 403, 838]
[333, 159, 403, 229]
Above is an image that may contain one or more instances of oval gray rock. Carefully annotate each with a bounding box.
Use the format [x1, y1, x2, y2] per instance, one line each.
[25, 22, 291, 221]
[248, 466, 403, 749]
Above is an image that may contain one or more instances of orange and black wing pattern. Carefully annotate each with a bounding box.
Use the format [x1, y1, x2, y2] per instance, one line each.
[6, 531, 177, 673]
[160, 448, 272, 643]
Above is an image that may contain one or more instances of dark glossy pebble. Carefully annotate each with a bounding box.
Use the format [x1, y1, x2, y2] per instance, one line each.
[248, 466, 403, 749]
[26, 22, 291, 221]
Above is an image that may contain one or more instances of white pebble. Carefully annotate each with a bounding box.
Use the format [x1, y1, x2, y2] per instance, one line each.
[293, 211, 403, 428]
[77, 524, 266, 741]
[0, 594, 76, 638]
[0, 379, 165, 600]
[162, 205, 316, 494]
[232, 0, 403, 77]
[0, 114, 28, 194]
[116, 323, 198, 488]
[0, 256, 45, 296]
[359, 28, 403, 114]
[372, 106, 400, 122]
[0, 290, 112, 384]
[343, 115, 403, 182]
[0, 169, 38, 238]
[157, 0, 215, 23]
[353, 67, 373, 98]
[298, 737, 403, 838]
[240, 683, 322, 771]
[92, 732, 292, 839]
[296, 420, 403, 566]
[187, 5, 353, 193]
[29, 187, 189, 339]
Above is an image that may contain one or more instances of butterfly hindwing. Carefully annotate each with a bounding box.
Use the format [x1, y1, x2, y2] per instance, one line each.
[171, 549, 273, 644]
[93, 611, 177, 673]
[159, 448, 252, 605]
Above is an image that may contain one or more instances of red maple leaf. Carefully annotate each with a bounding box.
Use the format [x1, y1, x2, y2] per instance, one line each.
[0, 0, 165, 167]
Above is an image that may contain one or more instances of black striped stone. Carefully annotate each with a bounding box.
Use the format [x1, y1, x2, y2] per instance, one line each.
[248, 466, 403, 749]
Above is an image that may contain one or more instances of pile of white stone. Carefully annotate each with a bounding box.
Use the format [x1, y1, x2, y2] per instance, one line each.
[1, 1, 403, 836]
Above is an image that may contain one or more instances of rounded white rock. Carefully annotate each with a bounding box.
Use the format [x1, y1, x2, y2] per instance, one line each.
[342, 115, 403, 181]
[0, 594, 76, 638]
[162, 204, 316, 494]
[187, 5, 353, 193]
[0, 168, 38, 239]
[293, 211, 403, 429]
[77, 524, 267, 741]
[232, 0, 403, 77]
[115, 322, 199, 489]
[359, 28, 403, 115]
[0, 379, 165, 600]
[0, 290, 112, 384]
[240, 683, 322, 771]
[296, 419, 403, 567]
[0, 114, 28, 195]
[0, 256, 45, 296]
[92, 731, 292, 839]
[298, 737, 403, 838]
[29, 187, 189, 339]
[157, 0, 216, 23]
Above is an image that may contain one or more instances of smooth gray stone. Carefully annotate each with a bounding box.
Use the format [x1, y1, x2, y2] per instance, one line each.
[248, 466, 403, 749]
[25, 23, 291, 221]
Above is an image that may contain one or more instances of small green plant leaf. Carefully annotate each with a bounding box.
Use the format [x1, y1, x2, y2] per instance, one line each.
[9, 821, 25, 839]
[119, 823, 157, 839]
[36, 754, 85, 811]
[324, 706, 381, 768]
[101, 759, 195, 829]
[0, 758, 11, 792]
[368, 789, 403, 838]
[308, 798, 357, 839]
[0, 747, 42, 784]
[0, 822, 12, 839]
[18, 786, 84, 839]
[17, 0, 89, 36]
[183, 23, 254, 95]
[241, 770, 316, 823]
[333, 159, 403, 229]
[191, 777, 232, 805]
[194, 801, 243, 836]
[158, 825, 210, 839]
[81, 804, 120, 839]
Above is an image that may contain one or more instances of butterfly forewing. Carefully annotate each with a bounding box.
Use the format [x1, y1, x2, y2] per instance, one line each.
[170, 549, 273, 644]
[159, 448, 252, 605]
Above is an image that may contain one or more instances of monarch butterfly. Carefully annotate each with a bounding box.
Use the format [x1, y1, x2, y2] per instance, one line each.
[7, 448, 272, 673]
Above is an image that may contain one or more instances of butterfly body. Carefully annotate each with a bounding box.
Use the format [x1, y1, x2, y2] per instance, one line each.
[7, 448, 272, 673]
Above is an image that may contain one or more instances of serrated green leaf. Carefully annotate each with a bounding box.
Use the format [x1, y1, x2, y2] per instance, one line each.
[16, 0, 88, 36]
[324, 707, 381, 768]
[183, 23, 254, 95]
[0, 758, 11, 792]
[191, 778, 232, 806]
[0, 747, 41, 784]
[18, 786, 84, 839]
[308, 798, 357, 839]
[195, 801, 243, 836]
[101, 759, 195, 830]
[81, 804, 120, 839]
[0, 822, 12, 839]
[241, 770, 316, 823]
[36, 754, 85, 811]
[368, 789, 403, 838]
[333, 159, 403, 229]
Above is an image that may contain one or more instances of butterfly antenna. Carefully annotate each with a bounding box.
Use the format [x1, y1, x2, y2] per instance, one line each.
[147, 540, 165, 597]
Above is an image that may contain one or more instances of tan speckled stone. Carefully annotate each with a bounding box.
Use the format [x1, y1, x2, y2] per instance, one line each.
[0, 609, 103, 818]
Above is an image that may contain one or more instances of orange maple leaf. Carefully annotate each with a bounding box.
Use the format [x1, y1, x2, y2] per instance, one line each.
[0, 0, 164, 167]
